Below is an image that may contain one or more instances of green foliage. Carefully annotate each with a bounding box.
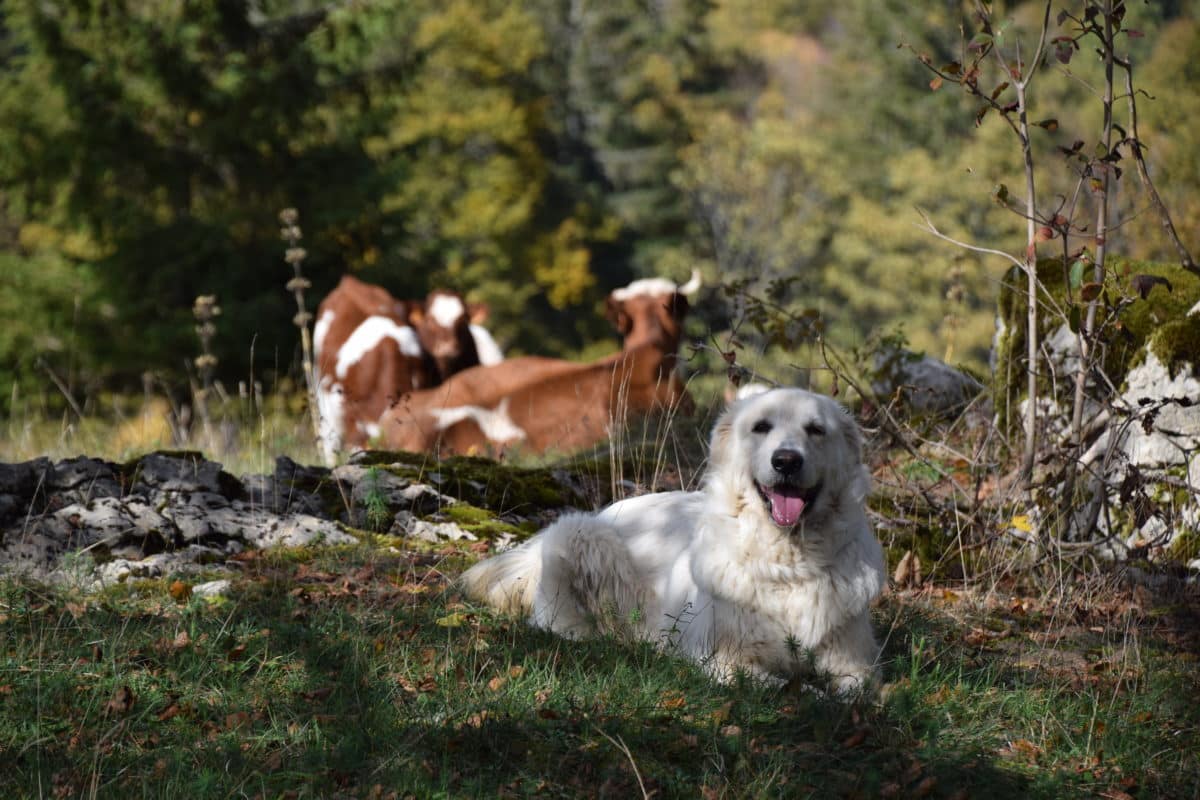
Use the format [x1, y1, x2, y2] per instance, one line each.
[0, 249, 107, 391]
[0, 0, 1197, 393]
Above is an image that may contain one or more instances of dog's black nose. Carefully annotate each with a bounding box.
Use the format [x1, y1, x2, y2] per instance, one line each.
[770, 448, 804, 476]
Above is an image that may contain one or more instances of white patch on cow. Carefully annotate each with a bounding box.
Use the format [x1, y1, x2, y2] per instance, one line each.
[316, 377, 346, 466]
[610, 277, 678, 302]
[470, 324, 505, 365]
[610, 269, 702, 302]
[356, 421, 382, 440]
[428, 294, 466, 328]
[313, 309, 335, 359]
[429, 398, 527, 443]
[335, 316, 422, 379]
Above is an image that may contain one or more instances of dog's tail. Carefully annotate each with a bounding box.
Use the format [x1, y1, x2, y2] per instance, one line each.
[459, 538, 543, 617]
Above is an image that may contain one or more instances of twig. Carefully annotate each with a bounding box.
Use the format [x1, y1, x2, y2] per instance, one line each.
[1118, 56, 1199, 277]
[36, 357, 86, 420]
[913, 209, 1025, 270]
[596, 728, 650, 800]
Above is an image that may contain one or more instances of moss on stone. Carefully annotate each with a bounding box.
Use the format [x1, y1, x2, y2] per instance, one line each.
[994, 257, 1200, 430]
[1146, 314, 1200, 373]
[359, 451, 583, 513]
[1167, 528, 1200, 563]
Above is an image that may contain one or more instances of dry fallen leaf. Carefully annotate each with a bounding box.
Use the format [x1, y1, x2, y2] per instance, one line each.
[913, 776, 938, 797]
[168, 580, 192, 603]
[841, 728, 868, 749]
[104, 685, 135, 717]
[658, 690, 687, 710]
[156, 703, 181, 722]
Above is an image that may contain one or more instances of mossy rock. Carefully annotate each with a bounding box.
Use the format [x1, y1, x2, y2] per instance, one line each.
[994, 257, 1200, 430]
[350, 450, 585, 514]
[436, 502, 538, 542]
[1167, 527, 1200, 563]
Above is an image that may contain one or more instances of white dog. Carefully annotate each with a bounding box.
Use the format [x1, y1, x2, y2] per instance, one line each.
[460, 388, 885, 691]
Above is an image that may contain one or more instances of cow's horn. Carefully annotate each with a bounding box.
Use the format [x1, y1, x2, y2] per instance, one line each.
[678, 269, 702, 296]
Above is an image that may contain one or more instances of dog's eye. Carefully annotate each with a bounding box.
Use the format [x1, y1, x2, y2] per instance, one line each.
[751, 419, 773, 434]
[804, 423, 826, 437]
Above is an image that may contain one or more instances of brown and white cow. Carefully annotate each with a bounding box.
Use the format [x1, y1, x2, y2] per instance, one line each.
[314, 277, 434, 465]
[381, 270, 700, 456]
[313, 277, 506, 464]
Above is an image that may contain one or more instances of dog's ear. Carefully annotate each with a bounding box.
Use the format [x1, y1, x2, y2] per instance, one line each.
[707, 406, 736, 473]
[836, 403, 872, 502]
[838, 405, 865, 464]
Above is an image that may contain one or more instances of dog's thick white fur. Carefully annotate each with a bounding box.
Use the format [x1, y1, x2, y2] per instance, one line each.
[460, 388, 885, 691]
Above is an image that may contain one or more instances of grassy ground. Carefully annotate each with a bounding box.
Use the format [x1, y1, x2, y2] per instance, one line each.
[3, 394, 1199, 798]
[2, 537, 1197, 799]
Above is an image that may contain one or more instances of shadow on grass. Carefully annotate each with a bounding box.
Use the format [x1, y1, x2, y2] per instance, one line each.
[4, 559, 1197, 798]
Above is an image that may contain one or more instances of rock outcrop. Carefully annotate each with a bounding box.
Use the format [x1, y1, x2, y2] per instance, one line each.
[0, 450, 585, 589]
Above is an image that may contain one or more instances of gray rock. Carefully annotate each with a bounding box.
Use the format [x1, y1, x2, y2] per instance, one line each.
[49, 457, 123, 499]
[0, 457, 52, 496]
[408, 519, 476, 543]
[131, 452, 241, 496]
[872, 346, 983, 416]
[334, 464, 452, 517]
[192, 579, 233, 599]
[241, 473, 324, 515]
[237, 512, 356, 549]
[1119, 352, 1200, 471]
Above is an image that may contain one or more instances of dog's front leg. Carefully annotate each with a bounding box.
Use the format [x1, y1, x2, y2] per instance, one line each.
[813, 612, 880, 695]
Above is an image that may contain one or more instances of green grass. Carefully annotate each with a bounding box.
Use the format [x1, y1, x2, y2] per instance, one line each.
[2, 540, 1197, 799]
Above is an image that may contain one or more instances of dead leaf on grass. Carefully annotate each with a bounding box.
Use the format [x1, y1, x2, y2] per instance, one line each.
[841, 728, 868, 748]
[168, 580, 192, 603]
[998, 738, 1041, 761]
[156, 703, 181, 722]
[104, 685, 135, 717]
[913, 776, 938, 797]
[225, 711, 252, 731]
[658, 690, 687, 710]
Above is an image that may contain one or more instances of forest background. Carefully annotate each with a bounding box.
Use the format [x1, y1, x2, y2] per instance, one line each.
[2, 0, 1198, 406]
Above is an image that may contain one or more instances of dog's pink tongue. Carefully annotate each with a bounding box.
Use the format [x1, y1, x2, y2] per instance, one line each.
[766, 487, 805, 527]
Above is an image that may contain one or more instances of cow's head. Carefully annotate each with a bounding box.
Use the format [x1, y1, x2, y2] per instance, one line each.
[411, 289, 481, 380]
[605, 269, 701, 351]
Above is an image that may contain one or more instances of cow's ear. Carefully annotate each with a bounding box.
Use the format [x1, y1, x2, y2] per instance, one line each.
[668, 292, 690, 320]
[468, 302, 490, 325]
[605, 296, 631, 335]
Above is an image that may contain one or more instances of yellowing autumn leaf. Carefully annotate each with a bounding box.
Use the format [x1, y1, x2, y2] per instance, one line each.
[1011, 515, 1034, 533]
[436, 612, 466, 628]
